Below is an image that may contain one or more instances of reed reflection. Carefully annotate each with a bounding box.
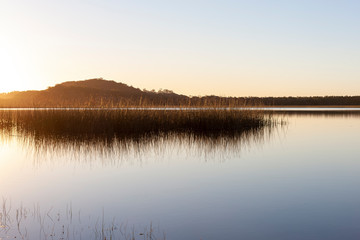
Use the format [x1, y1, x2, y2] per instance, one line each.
[0, 109, 276, 167]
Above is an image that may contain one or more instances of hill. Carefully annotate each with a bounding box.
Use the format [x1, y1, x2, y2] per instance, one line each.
[0, 79, 189, 108]
[0, 78, 359, 107]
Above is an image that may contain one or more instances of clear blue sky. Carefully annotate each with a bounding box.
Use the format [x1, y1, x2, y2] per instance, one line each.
[1, 0, 359, 96]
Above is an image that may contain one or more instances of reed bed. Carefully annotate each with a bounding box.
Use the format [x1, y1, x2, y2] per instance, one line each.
[0, 109, 272, 140]
[0, 109, 278, 168]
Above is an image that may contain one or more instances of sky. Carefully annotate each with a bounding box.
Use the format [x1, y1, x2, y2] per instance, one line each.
[0, 0, 359, 97]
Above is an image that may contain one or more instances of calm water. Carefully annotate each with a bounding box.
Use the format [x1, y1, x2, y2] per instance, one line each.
[1, 109, 360, 240]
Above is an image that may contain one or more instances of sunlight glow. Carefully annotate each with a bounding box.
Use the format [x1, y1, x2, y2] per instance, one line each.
[0, 47, 28, 93]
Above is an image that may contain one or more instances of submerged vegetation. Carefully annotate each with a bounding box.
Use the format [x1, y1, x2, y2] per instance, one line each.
[0, 200, 165, 240]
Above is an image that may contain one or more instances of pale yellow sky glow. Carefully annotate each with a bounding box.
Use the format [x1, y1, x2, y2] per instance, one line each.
[1, 1, 359, 97]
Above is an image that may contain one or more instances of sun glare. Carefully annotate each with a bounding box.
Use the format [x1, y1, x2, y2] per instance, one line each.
[0, 47, 29, 93]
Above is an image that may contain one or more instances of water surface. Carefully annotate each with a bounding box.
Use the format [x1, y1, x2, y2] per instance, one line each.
[0, 110, 359, 239]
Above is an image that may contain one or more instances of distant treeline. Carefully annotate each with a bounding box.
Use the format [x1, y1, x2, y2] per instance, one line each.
[188, 96, 360, 107]
[0, 79, 359, 107]
[249, 96, 360, 106]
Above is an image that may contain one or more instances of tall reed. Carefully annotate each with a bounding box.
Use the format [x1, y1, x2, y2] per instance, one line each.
[0, 109, 272, 140]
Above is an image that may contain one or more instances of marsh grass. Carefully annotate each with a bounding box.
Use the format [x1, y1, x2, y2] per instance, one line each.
[1, 200, 165, 240]
[0, 109, 271, 139]
[0, 109, 278, 167]
[0, 108, 274, 142]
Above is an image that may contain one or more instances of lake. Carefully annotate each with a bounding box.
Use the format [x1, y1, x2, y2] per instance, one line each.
[0, 108, 360, 240]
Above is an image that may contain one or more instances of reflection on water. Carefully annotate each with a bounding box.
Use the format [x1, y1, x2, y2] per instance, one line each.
[0, 109, 276, 168]
[11, 131, 276, 168]
[1, 109, 360, 240]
